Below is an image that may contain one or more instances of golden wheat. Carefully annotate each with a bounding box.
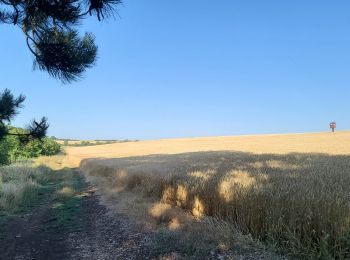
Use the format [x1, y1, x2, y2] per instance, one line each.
[69, 131, 350, 257]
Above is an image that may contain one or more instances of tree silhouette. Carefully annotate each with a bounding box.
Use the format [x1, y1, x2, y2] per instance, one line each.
[0, 0, 122, 83]
[0, 89, 48, 141]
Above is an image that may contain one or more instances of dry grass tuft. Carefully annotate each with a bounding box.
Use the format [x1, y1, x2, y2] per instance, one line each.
[56, 186, 75, 199]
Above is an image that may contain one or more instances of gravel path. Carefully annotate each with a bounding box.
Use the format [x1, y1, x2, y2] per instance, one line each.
[67, 187, 151, 259]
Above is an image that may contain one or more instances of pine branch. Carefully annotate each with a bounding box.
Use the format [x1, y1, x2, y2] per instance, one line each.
[0, 89, 49, 142]
[0, 0, 122, 83]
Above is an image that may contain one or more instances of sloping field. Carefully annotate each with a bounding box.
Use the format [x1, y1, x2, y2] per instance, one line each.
[66, 131, 350, 166]
[64, 131, 350, 258]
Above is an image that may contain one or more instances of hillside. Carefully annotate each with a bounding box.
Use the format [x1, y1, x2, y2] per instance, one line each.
[64, 131, 350, 167]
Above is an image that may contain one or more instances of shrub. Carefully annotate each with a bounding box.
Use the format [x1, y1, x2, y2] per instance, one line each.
[0, 127, 61, 165]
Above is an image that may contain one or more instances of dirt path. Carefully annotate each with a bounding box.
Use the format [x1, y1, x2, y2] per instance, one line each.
[67, 187, 151, 259]
[0, 169, 286, 260]
[0, 171, 151, 260]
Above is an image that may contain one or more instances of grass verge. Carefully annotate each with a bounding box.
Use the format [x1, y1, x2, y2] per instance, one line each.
[0, 163, 86, 234]
[0, 163, 54, 214]
[44, 169, 86, 232]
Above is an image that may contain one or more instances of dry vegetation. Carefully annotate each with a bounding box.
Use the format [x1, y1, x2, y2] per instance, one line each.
[68, 131, 350, 258]
[0, 163, 51, 212]
[0, 162, 78, 214]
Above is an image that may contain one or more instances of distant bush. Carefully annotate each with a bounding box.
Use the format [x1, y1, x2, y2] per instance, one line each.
[0, 127, 61, 165]
[81, 141, 91, 146]
[41, 138, 61, 156]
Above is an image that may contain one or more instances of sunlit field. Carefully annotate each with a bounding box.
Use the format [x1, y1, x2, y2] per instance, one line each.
[66, 131, 350, 165]
[67, 131, 350, 257]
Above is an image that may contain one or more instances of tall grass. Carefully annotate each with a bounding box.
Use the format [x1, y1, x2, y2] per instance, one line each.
[0, 163, 51, 212]
[81, 152, 350, 258]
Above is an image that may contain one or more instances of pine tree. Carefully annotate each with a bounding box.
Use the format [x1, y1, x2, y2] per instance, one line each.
[0, 1, 122, 143]
[0, 88, 48, 141]
[0, 0, 122, 83]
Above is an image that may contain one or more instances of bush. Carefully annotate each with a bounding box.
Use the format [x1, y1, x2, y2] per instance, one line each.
[41, 138, 61, 156]
[0, 127, 61, 165]
[0, 139, 11, 165]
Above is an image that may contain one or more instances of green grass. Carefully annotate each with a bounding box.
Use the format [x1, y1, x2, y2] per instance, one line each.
[44, 171, 86, 232]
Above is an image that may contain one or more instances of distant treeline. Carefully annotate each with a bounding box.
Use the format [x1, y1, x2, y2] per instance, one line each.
[0, 127, 61, 165]
[64, 140, 114, 147]
[57, 139, 138, 147]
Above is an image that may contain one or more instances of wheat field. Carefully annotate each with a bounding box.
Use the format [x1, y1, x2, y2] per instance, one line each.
[63, 131, 350, 258]
[65, 131, 350, 165]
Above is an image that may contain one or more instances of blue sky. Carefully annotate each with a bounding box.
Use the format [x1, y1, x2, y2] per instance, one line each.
[1, 0, 350, 140]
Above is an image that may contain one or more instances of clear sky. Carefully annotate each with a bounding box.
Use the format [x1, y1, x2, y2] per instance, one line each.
[1, 0, 350, 140]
